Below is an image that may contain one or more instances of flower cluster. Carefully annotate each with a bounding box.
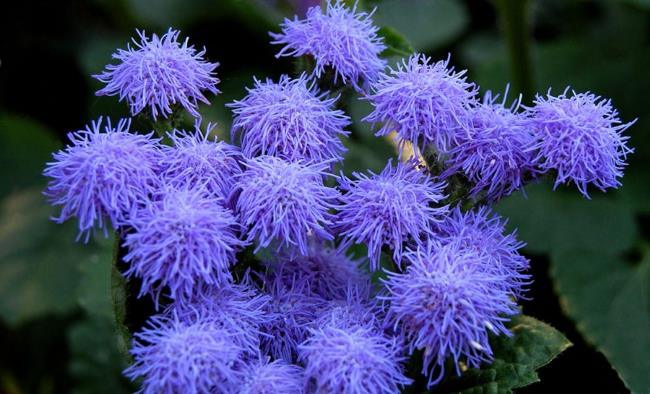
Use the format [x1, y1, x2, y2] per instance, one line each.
[44, 1, 635, 392]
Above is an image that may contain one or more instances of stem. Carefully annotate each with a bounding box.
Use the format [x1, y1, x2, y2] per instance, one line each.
[495, 0, 535, 102]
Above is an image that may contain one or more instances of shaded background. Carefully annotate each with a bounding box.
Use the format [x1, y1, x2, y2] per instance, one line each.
[1, 0, 648, 393]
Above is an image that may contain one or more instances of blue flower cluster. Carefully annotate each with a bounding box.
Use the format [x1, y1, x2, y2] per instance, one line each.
[43, 1, 634, 393]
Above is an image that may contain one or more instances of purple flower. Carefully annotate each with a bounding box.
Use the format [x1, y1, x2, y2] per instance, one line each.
[123, 187, 244, 304]
[232, 156, 339, 255]
[240, 355, 305, 394]
[228, 74, 350, 163]
[94, 29, 219, 119]
[527, 89, 634, 198]
[436, 206, 530, 297]
[125, 311, 244, 394]
[171, 281, 271, 353]
[299, 324, 412, 393]
[443, 90, 540, 200]
[43, 117, 160, 241]
[265, 241, 369, 300]
[315, 285, 381, 330]
[160, 123, 242, 200]
[381, 242, 520, 387]
[257, 269, 327, 362]
[334, 160, 447, 271]
[271, 1, 386, 90]
[364, 54, 478, 153]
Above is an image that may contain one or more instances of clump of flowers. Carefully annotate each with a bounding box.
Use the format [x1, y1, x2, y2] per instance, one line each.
[228, 74, 350, 163]
[94, 29, 220, 119]
[271, 1, 386, 89]
[45, 3, 637, 392]
[527, 89, 634, 198]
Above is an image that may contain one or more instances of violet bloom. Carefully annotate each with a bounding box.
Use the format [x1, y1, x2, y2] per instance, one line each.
[240, 355, 305, 394]
[334, 160, 447, 271]
[44, 117, 160, 241]
[228, 74, 350, 163]
[436, 206, 530, 297]
[94, 29, 219, 119]
[271, 1, 386, 90]
[365, 54, 478, 153]
[315, 285, 381, 330]
[232, 156, 339, 255]
[123, 187, 243, 305]
[527, 89, 634, 198]
[160, 124, 242, 200]
[382, 242, 520, 387]
[299, 324, 412, 394]
[125, 311, 244, 394]
[443, 91, 539, 201]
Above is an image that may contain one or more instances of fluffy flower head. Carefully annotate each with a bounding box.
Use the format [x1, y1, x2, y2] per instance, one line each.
[123, 187, 243, 304]
[527, 89, 634, 197]
[365, 54, 477, 153]
[232, 156, 339, 255]
[228, 74, 350, 163]
[240, 356, 305, 394]
[94, 29, 219, 119]
[335, 160, 447, 270]
[160, 124, 242, 199]
[271, 1, 386, 89]
[43, 117, 160, 241]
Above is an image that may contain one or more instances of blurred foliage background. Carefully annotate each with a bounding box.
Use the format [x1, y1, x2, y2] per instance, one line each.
[0, 0, 648, 393]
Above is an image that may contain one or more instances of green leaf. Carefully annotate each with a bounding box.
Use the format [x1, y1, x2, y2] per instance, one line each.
[435, 315, 571, 393]
[495, 182, 637, 255]
[373, 0, 468, 51]
[551, 248, 650, 393]
[378, 26, 414, 58]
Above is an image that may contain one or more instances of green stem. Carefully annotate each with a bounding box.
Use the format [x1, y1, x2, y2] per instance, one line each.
[495, 0, 535, 102]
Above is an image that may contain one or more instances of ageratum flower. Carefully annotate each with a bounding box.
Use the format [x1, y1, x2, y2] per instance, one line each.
[316, 285, 381, 330]
[271, 1, 386, 90]
[299, 324, 412, 393]
[265, 242, 368, 300]
[160, 124, 242, 200]
[94, 29, 219, 119]
[365, 54, 477, 153]
[123, 187, 243, 304]
[232, 156, 339, 255]
[43, 117, 160, 241]
[335, 160, 447, 271]
[257, 270, 327, 362]
[527, 89, 634, 198]
[443, 91, 539, 200]
[382, 242, 520, 387]
[172, 282, 271, 353]
[228, 74, 350, 163]
[240, 355, 305, 394]
[125, 311, 244, 394]
[436, 206, 530, 297]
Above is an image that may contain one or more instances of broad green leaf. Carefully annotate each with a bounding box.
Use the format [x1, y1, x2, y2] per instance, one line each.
[378, 26, 414, 58]
[435, 315, 571, 393]
[0, 114, 59, 198]
[373, 0, 468, 51]
[551, 248, 650, 393]
[496, 182, 637, 255]
[76, 235, 119, 319]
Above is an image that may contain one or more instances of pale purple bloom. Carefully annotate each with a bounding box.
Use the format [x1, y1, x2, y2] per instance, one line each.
[299, 324, 412, 393]
[232, 156, 339, 255]
[228, 74, 350, 163]
[123, 187, 244, 304]
[527, 89, 634, 198]
[43, 117, 160, 241]
[443, 90, 540, 200]
[125, 311, 244, 394]
[382, 242, 520, 387]
[160, 123, 242, 200]
[365, 54, 478, 153]
[94, 29, 219, 119]
[334, 160, 447, 271]
[240, 355, 305, 394]
[315, 285, 381, 330]
[271, 1, 386, 90]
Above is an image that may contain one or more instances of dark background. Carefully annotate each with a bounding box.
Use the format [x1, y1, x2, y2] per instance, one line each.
[1, 0, 648, 393]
